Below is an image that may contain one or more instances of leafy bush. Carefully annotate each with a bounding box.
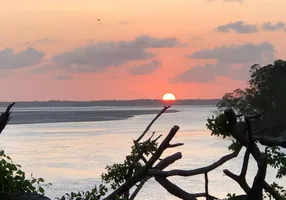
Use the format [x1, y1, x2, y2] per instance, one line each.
[0, 149, 49, 197]
[206, 60, 286, 199]
[57, 184, 108, 200]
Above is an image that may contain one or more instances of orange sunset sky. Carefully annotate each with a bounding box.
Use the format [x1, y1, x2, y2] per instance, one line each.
[0, 0, 285, 101]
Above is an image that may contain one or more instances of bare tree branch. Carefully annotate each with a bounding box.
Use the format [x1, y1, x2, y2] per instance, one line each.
[167, 143, 184, 148]
[129, 178, 148, 200]
[225, 108, 283, 200]
[240, 148, 250, 178]
[135, 105, 170, 143]
[154, 152, 182, 169]
[223, 169, 250, 193]
[149, 146, 242, 177]
[104, 125, 180, 200]
[155, 177, 197, 200]
[0, 102, 15, 134]
[129, 152, 182, 200]
[204, 173, 209, 200]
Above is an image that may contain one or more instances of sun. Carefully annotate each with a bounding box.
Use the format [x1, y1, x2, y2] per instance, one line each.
[162, 93, 176, 101]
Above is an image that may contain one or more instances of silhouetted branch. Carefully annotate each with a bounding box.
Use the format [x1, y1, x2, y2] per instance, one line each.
[253, 135, 286, 148]
[155, 177, 197, 200]
[135, 105, 170, 143]
[225, 108, 283, 200]
[129, 178, 148, 200]
[0, 102, 15, 134]
[154, 152, 182, 169]
[167, 143, 184, 148]
[204, 173, 209, 200]
[223, 169, 250, 193]
[149, 146, 242, 177]
[104, 125, 180, 200]
[129, 152, 182, 200]
[240, 149, 250, 178]
[248, 154, 267, 199]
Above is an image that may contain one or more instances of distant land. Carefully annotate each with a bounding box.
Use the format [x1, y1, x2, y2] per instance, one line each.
[0, 99, 220, 107]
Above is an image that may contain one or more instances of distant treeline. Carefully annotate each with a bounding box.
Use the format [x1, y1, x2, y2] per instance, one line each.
[0, 99, 219, 107]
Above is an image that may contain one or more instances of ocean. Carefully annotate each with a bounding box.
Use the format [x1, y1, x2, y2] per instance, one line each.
[0, 105, 285, 199]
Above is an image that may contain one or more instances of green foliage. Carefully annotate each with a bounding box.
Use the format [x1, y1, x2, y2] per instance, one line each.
[57, 184, 108, 200]
[249, 61, 286, 120]
[101, 138, 158, 190]
[264, 146, 286, 179]
[207, 60, 286, 199]
[206, 113, 232, 138]
[217, 88, 256, 115]
[214, 60, 286, 126]
[264, 182, 286, 200]
[228, 140, 241, 151]
[0, 149, 49, 197]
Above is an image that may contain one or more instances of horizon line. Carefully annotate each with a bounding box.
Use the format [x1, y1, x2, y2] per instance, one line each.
[0, 98, 221, 103]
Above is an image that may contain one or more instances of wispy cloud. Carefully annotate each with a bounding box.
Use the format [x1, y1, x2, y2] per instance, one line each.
[215, 21, 286, 34]
[261, 21, 286, 31]
[129, 60, 162, 75]
[0, 47, 45, 69]
[171, 41, 275, 83]
[25, 37, 56, 46]
[215, 21, 258, 34]
[187, 41, 274, 63]
[51, 35, 183, 72]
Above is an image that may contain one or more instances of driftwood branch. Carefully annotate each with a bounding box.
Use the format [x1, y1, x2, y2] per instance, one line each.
[154, 152, 182, 169]
[129, 152, 183, 200]
[155, 177, 197, 200]
[149, 146, 242, 177]
[104, 125, 180, 200]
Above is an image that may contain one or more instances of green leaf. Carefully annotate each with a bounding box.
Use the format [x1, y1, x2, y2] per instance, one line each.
[38, 186, 45, 194]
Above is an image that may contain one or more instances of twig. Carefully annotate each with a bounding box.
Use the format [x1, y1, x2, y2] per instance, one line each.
[204, 173, 209, 200]
[148, 131, 156, 141]
[167, 143, 184, 148]
[135, 105, 170, 143]
[129, 178, 148, 200]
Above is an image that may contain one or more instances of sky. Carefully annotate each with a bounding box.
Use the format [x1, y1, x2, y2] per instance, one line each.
[0, 0, 285, 101]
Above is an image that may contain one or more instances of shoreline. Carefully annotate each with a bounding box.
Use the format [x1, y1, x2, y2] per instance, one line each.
[0, 99, 219, 107]
[8, 109, 179, 125]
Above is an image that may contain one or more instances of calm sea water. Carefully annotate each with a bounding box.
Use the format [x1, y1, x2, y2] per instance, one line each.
[0, 105, 285, 199]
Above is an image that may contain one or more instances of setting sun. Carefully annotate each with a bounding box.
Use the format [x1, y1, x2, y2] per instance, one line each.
[162, 93, 176, 101]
